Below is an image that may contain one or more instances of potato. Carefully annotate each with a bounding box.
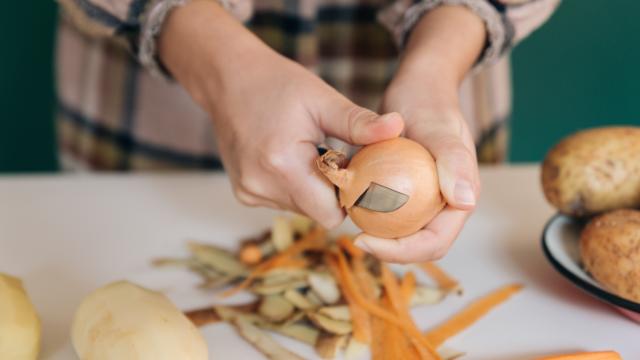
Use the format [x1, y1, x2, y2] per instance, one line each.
[0, 273, 41, 360]
[541, 126, 640, 216]
[580, 209, 640, 302]
[72, 281, 208, 360]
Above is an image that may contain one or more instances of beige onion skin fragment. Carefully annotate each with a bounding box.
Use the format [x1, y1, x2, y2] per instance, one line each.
[71, 281, 208, 360]
[0, 273, 41, 360]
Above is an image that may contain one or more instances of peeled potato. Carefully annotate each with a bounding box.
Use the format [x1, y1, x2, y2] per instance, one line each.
[541, 126, 640, 216]
[580, 209, 640, 302]
[72, 281, 208, 360]
[0, 273, 41, 360]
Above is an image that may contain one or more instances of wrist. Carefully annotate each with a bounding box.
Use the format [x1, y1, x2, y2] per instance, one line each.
[384, 5, 485, 121]
[384, 73, 459, 120]
[157, 0, 273, 110]
[395, 5, 486, 86]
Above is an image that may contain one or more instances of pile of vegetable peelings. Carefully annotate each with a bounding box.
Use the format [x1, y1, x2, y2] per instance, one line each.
[153, 216, 619, 360]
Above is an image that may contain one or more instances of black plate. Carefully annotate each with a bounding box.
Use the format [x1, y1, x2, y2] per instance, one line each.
[541, 214, 640, 315]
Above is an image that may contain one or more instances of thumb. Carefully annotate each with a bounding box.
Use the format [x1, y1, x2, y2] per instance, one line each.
[429, 135, 479, 210]
[317, 96, 404, 145]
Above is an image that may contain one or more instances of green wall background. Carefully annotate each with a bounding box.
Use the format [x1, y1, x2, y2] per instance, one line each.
[0, 1, 638, 172]
[510, 1, 640, 161]
[0, 1, 58, 172]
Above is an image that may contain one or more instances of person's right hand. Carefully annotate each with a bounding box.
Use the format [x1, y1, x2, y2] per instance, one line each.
[158, 0, 404, 229]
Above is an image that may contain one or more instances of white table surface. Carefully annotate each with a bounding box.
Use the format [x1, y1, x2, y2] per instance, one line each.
[0, 165, 636, 360]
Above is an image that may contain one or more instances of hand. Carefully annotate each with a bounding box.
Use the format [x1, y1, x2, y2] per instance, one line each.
[355, 106, 480, 263]
[353, 5, 486, 263]
[158, 0, 404, 228]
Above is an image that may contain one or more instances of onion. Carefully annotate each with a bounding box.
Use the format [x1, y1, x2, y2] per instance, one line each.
[316, 137, 445, 238]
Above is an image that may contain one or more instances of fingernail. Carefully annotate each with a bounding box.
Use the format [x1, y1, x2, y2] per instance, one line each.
[454, 181, 475, 206]
[354, 238, 373, 254]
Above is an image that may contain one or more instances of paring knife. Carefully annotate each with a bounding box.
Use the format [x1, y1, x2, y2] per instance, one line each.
[354, 182, 409, 213]
[316, 146, 409, 213]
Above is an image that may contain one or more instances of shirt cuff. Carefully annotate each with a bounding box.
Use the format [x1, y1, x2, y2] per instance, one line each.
[139, 0, 190, 79]
[379, 0, 508, 68]
[138, 0, 252, 79]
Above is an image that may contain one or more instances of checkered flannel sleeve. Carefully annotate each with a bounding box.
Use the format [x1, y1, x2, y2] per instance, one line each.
[57, 0, 252, 77]
[378, 0, 561, 67]
[56, 0, 154, 51]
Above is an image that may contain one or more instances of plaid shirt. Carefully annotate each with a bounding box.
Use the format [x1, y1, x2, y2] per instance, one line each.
[56, 0, 559, 170]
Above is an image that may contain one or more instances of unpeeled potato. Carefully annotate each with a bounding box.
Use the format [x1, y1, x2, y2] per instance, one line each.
[541, 126, 640, 216]
[580, 209, 640, 302]
[0, 273, 41, 360]
[72, 281, 208, 360]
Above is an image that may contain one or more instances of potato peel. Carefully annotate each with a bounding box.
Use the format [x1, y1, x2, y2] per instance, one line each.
[307, 272, 341, 304]
[314, 331, 348, 359]
[157, 216, 526, 359]
[318, 305, 351, 321]
[411, 286, 446, 307]
[283, 289, 315, 310]
[259, 295, 295, 323]
[231, 315, 304, 360]
[271, 216, 294, 252]
[268, 322, 319, 345]
[188, 242, 248, 277]
[307, 312, 353, 335]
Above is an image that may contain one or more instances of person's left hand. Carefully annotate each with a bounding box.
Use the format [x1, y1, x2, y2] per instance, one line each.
[352, 5, 485, 263]
[353, 96, 480, 263]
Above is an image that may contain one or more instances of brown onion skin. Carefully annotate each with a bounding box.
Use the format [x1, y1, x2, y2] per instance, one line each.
[323, 138, 444, 238]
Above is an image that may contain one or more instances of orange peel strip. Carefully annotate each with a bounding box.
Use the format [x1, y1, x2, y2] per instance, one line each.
[381, 264, 439, 359]
[425, 283, 523, 347]
[400, 271, 417, 305]
[536, 351, 622, 360]
[420, 262, 460, 293]
[325, 252, 371, 343]
[328, 251, 440, 359]
[336, 235, 364, 259]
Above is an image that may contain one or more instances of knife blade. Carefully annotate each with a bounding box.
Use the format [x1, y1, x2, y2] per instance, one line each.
[354, 182, 409, 213]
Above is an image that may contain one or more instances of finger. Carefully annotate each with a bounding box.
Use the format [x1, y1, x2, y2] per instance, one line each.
[233, 182, 289, 210]
[266, 144, 346, 229]
[353, 206, 470, 263]
[316, 96, 404, 145]
[413, 126, 480, 210]
[231, 160, 304, 212]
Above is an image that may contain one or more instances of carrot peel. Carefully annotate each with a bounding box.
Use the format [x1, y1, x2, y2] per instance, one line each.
[381, 295, 420, 360]
[328, 251, 440, 359]
[336, 235, 365, 259]
[325, 253, 371, 344]
[536, 351, 622, 360]
[425, 283, 523, 347]
[420, 262, 461, 294]
[381, 264, 439, 360]
[400, 271, 417, 305]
